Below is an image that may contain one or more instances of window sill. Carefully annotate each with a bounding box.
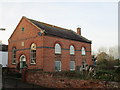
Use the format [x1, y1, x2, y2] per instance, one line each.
[70, 54, 75, 56]
[30, 63, 36, 65]
[55, 70, 61, 72]
[55, 54, 61, 55]
[70, 69, 75, 71]
[82, 55, 86, 56]
[12, 63, 16, 65]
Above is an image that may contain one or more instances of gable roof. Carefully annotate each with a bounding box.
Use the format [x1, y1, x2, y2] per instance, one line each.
[26, 17, 92, 44]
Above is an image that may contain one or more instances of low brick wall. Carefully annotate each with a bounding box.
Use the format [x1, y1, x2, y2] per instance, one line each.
[25, 70, 106, 88]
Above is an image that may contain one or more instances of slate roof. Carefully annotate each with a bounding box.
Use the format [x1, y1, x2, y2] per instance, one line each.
[27, 17, 92, 44]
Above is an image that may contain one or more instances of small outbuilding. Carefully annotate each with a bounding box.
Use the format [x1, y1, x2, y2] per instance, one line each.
[0, 44, 8, 67]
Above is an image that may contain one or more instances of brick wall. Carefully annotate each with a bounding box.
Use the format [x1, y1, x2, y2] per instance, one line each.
[8, 17, 44, 69]
[43, 36, 92, 72]
[25, 70, 104, 88]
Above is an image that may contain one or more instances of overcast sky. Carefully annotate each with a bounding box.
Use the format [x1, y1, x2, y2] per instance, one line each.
[0, 0, 118, 53]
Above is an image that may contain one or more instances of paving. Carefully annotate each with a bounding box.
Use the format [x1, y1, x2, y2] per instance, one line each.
[2, 77, 43, 89]
[1, 72, 45, 89]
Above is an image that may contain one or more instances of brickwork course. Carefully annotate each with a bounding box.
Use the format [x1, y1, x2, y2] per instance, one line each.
[8, 16, 93, 72]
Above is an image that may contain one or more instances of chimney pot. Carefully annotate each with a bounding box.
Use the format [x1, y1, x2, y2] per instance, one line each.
[77, 27, 81, 35]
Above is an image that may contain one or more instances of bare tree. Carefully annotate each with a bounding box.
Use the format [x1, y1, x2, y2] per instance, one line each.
[109, 45, 118, 59]
[98, 46, 108, 54]
[96, 46, 118, 60]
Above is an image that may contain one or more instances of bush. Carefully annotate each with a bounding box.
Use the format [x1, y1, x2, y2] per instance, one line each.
[115, 66, 120, 74]
[96, 69, 113, 75]
[115, 66, 120, 81]
[51, 71, 92, 80]
[94, 69, 119, 81]
[53, 71, 81, 78]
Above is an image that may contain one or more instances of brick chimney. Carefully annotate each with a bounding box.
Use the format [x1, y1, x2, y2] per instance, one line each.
[77, 27, 81, 35]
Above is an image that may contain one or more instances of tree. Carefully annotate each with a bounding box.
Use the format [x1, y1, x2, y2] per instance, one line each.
[96, 52, 109, 62]
[108, 46, 118, 59]
[98, 47, 107, 54]
[92, 46, 119, 70]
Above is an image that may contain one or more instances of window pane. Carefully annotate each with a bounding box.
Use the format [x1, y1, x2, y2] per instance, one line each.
[70, 61, 75, 71]
[30, 43, 36, 64]
[55, 61, 61, 71]
[22, 27, 24, 31]
[12, 47, 16, 64]
[82, 47, 86, 55]
[70, 45, 75, 55]
[55, 43, 61, 54]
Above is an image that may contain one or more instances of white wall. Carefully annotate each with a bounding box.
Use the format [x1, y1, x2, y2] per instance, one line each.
[0, 51, 8, 67]
[0, 64, 2, 89]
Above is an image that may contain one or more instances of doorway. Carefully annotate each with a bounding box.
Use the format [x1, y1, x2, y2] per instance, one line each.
[19, 55, 27, 72]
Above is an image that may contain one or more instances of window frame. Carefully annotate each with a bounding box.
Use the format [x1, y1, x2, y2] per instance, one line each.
[55, 43, 61, 54]
[81, 47, 86, 56]
[12, 47, 16, 64]
[30, 43, 36, 64]
[22, 27, 24, 31]
[70, 60, 75, 71]
[55, 61, 61, 72]
[70, 45, 75, 55]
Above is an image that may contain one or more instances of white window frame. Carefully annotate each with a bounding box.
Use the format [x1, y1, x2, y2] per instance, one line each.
[70, 61, 75, 71]
[55, 61, 61, 71]
[55, 43, 61, 54]
[70, 45, 75, 55]
[82, 47, 86, 55]
[30, 43, 36, 64]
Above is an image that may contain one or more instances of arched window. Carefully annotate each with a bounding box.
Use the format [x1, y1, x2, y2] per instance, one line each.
[12, 47, 16, 64]
[82, 47, 86, 55]
[70, 45, 75, 55]
[55, 43, 61, 54]
[30, 43, 36, 64]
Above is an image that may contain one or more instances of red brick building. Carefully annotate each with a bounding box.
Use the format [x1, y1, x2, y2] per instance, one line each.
[8, 16, 93, 72]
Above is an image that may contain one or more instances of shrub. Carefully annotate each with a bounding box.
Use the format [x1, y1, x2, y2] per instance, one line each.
[94, 69, 116, 81]
[115, 66, 120, 74]
[115, 66, 120, 81]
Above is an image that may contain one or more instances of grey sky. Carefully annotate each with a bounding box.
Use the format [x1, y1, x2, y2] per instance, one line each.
[0, 1, 118, 52]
